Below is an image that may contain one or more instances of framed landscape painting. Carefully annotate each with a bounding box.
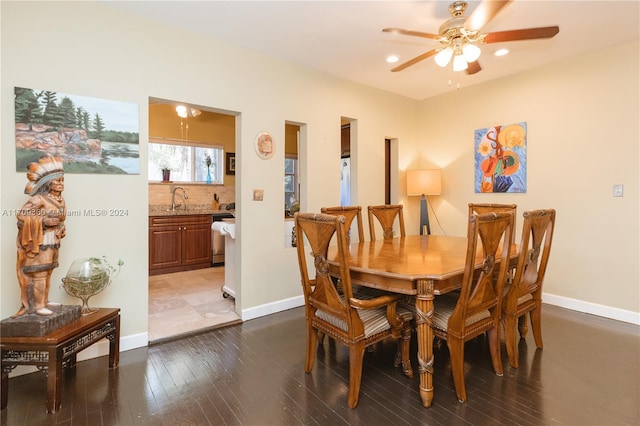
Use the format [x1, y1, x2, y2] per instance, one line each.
[14, 87, 139, 174]
[474, 122, 527, 193]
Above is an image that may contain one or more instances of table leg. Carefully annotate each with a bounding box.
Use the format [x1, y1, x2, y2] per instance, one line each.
[47, 348, 63, 413]
[1, 357, 8, 410]
[415, 279, 435, 408]
[108, 315, 120, 369]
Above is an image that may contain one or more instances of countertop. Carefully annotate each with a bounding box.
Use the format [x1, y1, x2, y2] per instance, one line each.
[149, 205, 235, 217]
[149, 206, 293, 219]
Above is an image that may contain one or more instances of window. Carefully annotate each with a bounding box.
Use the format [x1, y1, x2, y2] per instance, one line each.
[148, 139, 224, 184]
[284, 156, 298, 209]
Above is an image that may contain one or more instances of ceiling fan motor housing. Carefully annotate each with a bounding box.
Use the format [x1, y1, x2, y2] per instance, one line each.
[439, 1, 480, 46]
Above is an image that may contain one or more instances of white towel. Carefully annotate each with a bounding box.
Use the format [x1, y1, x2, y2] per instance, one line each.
[212, 222, 236, 239]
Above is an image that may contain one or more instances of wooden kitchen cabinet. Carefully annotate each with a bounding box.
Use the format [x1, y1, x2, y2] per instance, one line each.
[149, 214, 212, 275]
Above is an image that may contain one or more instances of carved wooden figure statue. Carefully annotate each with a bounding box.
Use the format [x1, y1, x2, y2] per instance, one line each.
[13, 156, 66, 317]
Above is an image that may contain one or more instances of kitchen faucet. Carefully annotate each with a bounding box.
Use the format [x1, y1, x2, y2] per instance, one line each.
[170, 186, 188, 211]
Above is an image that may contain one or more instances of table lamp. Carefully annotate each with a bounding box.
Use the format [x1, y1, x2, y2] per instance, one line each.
[406, 169, 442, 235]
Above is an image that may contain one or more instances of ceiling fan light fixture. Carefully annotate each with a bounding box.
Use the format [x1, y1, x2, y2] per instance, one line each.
[434, 47, 453, 67]
[452, 54, 468, 72]
[382, 1, 559, 76]
[462, 43, 481, 62]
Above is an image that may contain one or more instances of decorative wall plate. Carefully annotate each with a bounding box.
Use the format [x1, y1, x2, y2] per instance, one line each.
[255, 131, 275, 160]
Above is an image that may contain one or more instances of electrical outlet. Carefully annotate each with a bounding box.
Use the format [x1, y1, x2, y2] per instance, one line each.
[613, 184, 623, 197]
[253, 189, 264, 201]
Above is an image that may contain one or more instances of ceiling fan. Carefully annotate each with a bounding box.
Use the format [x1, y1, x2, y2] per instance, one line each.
[383, 0, 559, 75]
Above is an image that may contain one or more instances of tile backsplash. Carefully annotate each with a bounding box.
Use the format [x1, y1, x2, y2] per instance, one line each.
[149, 183, 235, 210]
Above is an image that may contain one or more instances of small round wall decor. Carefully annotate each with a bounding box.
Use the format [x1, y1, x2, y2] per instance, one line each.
[255, 131, 275, 160]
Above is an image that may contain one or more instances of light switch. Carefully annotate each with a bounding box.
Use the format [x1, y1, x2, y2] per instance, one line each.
[253, 189, 264, 201]
[613, 184, 623, 197]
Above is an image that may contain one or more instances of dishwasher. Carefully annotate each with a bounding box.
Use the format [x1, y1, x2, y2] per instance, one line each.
[211, 211, 235, 265]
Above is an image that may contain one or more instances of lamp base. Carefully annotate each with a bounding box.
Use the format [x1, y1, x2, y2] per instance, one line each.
[420, 194, 431, 235]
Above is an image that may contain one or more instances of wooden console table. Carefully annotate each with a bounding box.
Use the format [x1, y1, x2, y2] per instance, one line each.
[1, 308, 120, 413]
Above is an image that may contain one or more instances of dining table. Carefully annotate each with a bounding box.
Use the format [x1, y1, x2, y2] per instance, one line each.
[327, 234, 519, 408]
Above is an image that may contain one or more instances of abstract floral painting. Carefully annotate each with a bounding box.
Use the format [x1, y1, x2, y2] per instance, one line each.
[474, 122, 527, 193]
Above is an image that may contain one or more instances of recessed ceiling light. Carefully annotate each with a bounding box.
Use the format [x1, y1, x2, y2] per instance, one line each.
[493, 48, 509, 57]
[386, 55, 399, 63]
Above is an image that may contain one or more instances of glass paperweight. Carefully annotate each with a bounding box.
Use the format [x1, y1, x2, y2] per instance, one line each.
[61, 257, 123, 315]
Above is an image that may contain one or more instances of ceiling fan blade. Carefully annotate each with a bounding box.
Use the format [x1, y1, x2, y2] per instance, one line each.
[465, 60, 482, 75]
[382, 28, 440, 40]
[482, 26, 560, 43]
[465, 0, 513, 31]
[390, 49, 438, 72]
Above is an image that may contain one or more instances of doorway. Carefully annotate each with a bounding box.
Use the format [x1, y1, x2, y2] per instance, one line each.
[147, 98, 241, 343]
[341, 117, 357, 207]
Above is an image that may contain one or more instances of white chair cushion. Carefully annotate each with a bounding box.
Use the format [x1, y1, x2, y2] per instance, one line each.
[315, 295, 391, 338]
[432, 294, 491, 332]
[316, 287, 391, 337]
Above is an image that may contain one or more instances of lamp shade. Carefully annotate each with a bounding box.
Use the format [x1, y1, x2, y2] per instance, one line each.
[406, 169, 442, 196]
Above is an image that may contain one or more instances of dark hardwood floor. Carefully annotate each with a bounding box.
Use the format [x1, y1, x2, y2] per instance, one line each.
[2, 304, 638, 425]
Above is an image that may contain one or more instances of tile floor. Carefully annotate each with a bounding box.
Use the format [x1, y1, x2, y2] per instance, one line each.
[148, 267, 241, 343]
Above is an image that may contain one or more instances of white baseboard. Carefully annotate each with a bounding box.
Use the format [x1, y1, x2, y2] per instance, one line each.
[9, 293, 636, 379]
[240, 293, 640, 326]
[240, 295, 305, 321]
[542, 292, 640, 325]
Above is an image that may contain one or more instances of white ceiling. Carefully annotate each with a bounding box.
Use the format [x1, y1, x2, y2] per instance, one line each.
[107, 1, 639, 101]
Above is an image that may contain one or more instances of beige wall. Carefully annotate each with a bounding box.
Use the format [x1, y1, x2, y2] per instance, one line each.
[1, 1, 637, 358]
[0, 1, 419, 350]
[414, 40, 639, 318]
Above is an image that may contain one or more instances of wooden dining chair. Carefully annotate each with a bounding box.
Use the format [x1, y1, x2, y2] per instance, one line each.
[366, 204, 415, 373]
[431, 211, 514, 403]
[322, 205, 415, 376]
[294, 212, 411, 408]
[317, 206, 363, 344]
[368, 204, 406, 240]
[502, 209, 556, 368]
[321, 206, 365, 243]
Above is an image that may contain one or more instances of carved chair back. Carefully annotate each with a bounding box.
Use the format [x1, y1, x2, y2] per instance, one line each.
[468, 203, 517, 244]
[321, 206, 365, 243]
[367, 204, 406, 241]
